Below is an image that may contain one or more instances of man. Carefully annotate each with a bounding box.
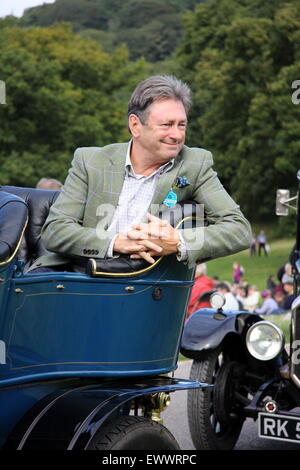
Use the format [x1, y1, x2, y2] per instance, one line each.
[29, 75, 251, 272]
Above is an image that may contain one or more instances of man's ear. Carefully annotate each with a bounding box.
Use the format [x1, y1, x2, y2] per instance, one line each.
[128, 114, 142, 138]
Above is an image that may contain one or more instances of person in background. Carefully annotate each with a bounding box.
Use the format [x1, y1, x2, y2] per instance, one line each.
[36, 178, 63, 190]
[232, 261, 244, 284]
[281, 263, 293, 284]
[274, 290, 286, 311]
[242, 285, 260, 312]
[187, 263, 215, 317]
[235, 285, 247, 309]
[266, 274, 276, 294]
[254, 289, 278, 315]
[211, 275, 219, 285]
[257, 230, 268, 256]
[282, 280, 296, 310]
[216, 282, 239, 310]
[249, 233, 257, 256]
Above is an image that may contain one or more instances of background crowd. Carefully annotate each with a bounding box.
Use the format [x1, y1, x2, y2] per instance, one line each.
[187, 260, 296, 319]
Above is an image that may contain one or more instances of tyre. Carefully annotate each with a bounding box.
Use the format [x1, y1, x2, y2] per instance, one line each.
[188, 348, 246, 450]
[87, 415, 180, 450]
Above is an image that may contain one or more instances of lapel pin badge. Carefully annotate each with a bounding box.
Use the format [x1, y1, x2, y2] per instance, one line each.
[163, 177, 190, 207]
[163, 189, 177, 207]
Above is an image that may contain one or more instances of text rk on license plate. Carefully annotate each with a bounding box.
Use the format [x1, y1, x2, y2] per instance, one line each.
[259, 412, 300, 444]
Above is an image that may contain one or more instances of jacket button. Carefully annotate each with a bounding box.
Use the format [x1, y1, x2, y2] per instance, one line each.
[83, 249, 87, 254]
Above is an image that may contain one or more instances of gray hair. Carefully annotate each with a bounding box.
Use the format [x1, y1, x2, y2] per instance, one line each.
[128, 75, 192, 124]
[36, 178, 63, 190]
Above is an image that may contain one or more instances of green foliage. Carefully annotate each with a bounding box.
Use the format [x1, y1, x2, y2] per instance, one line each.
[174, 0, 300, 221]
[0, 24, 149, 186]
[19, 0, 208, 62]
[1, 0, 300, 219]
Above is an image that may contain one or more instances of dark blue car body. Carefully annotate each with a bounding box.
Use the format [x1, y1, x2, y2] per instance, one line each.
[0, 187, 208, 450]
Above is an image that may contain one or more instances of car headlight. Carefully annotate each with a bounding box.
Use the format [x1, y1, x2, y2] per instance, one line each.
[210, 292, 225, 310]
[246, 321, 285, 361]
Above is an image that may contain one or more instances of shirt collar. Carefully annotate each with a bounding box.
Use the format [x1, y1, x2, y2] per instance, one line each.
[125, 140, 175, 178]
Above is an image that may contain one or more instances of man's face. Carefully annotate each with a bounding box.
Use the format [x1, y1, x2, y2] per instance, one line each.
[132, 98, 187, 164]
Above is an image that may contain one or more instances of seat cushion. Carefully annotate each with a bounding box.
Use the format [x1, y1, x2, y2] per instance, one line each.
[0, 191, 28, 264]
[0, 186, 59, 268]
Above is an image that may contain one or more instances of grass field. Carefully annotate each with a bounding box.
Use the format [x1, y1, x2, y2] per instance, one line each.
[206, 238, 294, 291]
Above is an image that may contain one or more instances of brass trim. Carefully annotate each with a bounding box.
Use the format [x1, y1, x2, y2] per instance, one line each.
[10, 356, 176, 370]
[14, 288, 24, 294]
[0, 216, 28, 267]
[24, 285, 153, 296]
[90, 254, 163, 278]
[125, 286, 135, 291]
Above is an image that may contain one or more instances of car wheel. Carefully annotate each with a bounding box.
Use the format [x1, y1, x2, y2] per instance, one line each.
[87, 415, 180, 450]
[188, 348, 246, 450]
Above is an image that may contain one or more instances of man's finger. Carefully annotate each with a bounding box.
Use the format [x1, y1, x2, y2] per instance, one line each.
[131, 250, 156, 264]
[124, 243, 147, 253]
[127, 226, 162, 240]
[147, 213, 169, 226]
[126, 228, 146, 240]
[137, 239, 163, 252]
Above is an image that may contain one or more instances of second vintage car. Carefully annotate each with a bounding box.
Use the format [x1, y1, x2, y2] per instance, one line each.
[181, 170, 300, 450]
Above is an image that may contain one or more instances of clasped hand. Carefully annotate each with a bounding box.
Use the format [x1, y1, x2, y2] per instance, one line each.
[113, 213, 180, 264]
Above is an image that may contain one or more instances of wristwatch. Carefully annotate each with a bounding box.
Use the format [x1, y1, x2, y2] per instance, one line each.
[176, 240, 183, 258]
[176, 233, 188, 261]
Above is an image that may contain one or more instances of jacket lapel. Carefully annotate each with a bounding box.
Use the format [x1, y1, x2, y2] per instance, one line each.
[102, 143, 128, 208]
[150, 154, 184, 210]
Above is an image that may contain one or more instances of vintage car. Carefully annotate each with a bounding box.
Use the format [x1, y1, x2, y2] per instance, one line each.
[181, 170, 300, 450]
[0, 185, 210, 450]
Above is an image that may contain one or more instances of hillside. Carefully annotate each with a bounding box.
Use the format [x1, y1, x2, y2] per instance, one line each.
[19, 0, 207, 62]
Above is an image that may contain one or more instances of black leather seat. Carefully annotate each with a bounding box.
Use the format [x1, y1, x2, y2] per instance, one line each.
[0, 185, 199, 276]
[0, 185, 60, 270]
[0, 186, 158, 275]
[0, 191, 28, 265]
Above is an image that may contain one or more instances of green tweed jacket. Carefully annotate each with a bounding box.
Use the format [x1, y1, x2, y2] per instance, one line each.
[28, 143, 251, 270]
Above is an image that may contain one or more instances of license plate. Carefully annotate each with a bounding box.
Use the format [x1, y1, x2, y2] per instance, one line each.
[259, 412, 300, 444]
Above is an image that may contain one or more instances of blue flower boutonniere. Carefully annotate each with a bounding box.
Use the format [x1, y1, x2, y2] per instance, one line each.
[163, 176, 190, 207]
[174, 176, 190, 188]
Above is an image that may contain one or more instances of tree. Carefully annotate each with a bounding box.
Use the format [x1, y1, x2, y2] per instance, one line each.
[0, 23, 149, 187]
[20, 0, 208, 62]
[174, 0, 300, 220]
